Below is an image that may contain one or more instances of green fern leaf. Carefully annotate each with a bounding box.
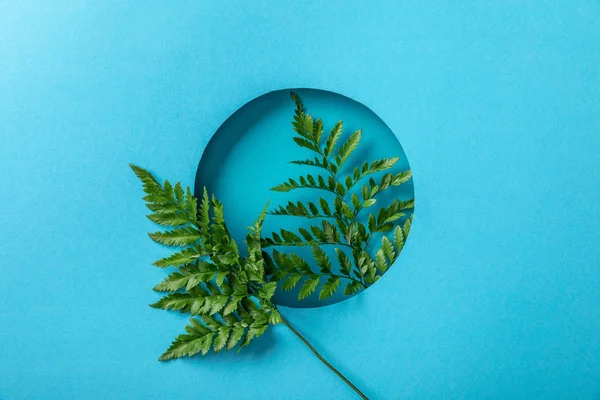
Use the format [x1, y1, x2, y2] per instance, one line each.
[272, 249, 295, 272]
[131, 165, 198, 228]
[290, 253, 313, 275]
[312, 246, 331, 273]
[132, 167, 286, 360]
[303, 114, 314, 139]
[403, 214, 413, 238]
[269, 200, 330, 219]
[129, 164, 162, 194]
[293, 136, 320, 153]
[369, 157, 399, 173]
[325, 121, 343, 156]
[290, 92, 303, 112]
[375, 248, 389, 273]
[270, 175, 333, 194]
[322, 220, 340, 243]
[174, 182, 184, 204]
[313, 118, 324, 144]
[145, 202, 180, 214]
[222, 295, 245, 316]
[239, 322, 269, 350]
[158, 318, 215, 361]
[381, 236, 395, 263]
[205, 295, 230, 315]
[269, 309, 283, 325]
[335, 248, 352, 276]
[213, 326, 231, 353]
[344, 281, 362, 296]
[282, 273, 303, 291]
[147, 212, 191, 227]
[363, 199, 377, 208]
[153, 263, 214, 292]
[298, 275, 320, 300]
[258, 282, 277, 301]
[310, 225, 327, 242]
[290, 157, 330, 172]
[319, 276, 341, 300]
[393, 225, 405, 253]
[226, 323, 246, 351]
[298, 228, 314, 242]
[152, 247, 200, 268]
[184, 187, 197, 221]
[198, 187, 210, 233]
[392, 170, 412, 186]
[319, 198, 332, 215]
[150, 291, 206, 313]
[148, 226, 200, 246]
[336, 129, 361, 168]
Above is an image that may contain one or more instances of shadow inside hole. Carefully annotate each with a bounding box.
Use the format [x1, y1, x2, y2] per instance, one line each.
[195, 88, 414, 308]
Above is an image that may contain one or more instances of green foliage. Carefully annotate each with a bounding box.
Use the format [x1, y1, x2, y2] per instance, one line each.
[263, 93, 415, 300]
[131, 165, 281, 361]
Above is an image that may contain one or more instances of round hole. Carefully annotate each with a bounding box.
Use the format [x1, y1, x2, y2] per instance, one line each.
[195, 88, 414, 308]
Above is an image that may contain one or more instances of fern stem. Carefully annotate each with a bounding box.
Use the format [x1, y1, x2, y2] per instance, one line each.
[266, 212, 335, 220]
[261, 241, 355, 250]
[278, 312, 369, 400]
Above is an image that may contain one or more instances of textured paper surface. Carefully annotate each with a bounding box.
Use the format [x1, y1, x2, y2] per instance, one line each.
[1, 1, 599, 399]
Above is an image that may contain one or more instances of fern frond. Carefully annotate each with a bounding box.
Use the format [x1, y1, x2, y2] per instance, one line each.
[392, 170, 412, 186]
[403, 214, 413, 238]
[381, 236, 395, 263]
[148, 226, 201, 247]
[375, 248, 389, 273]
[374, 199, 414, 228]
[293, 136, 320, 153]
[341, 157, 400, 193]
[354, 251, 376, 281]
[289, 156, 331, 172]
[132, 166, 283, 360]
[335, 248, 352, 276]
[319, 276, 341, 300]
[271, 250, 312, 275]
[270, 174, 337, 194]
[334, 129, 361, 170]
[281, 273, 303, 291]
[151, 290, 208, 314]
[290, 92, 322, 150]
[321, 220, 341, 244]
[312, 246, 331, 274]
[261, 222, 348, 249]
[130, 164, 198, 227]
[158, 318, 216, 361]
[184, 187, 198, 222]
[129, 164, 162, 194]
[324, 121, 343, 157]
[152, 247, 201, 268]
[268, 200, 332, 219]
[313, 118, 324, 145]
[344, 281, 363, 295]
[147, 212, 191, 227]
[198, 188, 211, 243]
[298, 275, 320, 300]
[153, 263, 216, 292]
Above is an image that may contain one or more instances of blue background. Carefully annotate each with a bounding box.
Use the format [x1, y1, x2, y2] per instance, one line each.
[1, 1, 599, 399]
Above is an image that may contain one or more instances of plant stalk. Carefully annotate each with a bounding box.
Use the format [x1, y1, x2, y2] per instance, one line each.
[278, 312, 369, 400]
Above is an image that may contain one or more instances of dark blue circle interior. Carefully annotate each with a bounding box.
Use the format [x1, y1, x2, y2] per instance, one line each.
[195, 88, 414, 308]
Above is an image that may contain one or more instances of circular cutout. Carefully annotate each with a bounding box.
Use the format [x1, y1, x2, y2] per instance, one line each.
[195, 88, 414, 308]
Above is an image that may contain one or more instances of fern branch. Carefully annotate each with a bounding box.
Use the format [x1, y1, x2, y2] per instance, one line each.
[278, 311, 369, 400]
[261, 238, 354, 250]
[340, 157, 400, 197]
[270, 175, 339, 195]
